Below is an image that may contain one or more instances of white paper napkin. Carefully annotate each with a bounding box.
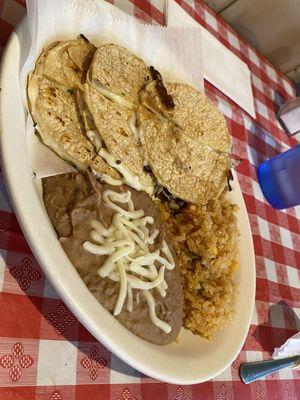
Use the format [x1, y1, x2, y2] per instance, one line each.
[22, 0, 204, 178]
[166, 0, 256, 118]
[273, 331, 300, 360]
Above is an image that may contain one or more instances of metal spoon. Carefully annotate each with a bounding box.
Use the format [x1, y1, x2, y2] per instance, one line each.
[240, 355, 300, 384]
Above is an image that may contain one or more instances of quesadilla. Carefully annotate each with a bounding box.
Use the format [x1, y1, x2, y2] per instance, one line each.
[27, 38, 121, 182]
[138, 81, 232, 204]
[42, 35, 96, 90]
[84, 85, 154, 194]
[83, 44, 154, 195]
[88, 44, 151, 106]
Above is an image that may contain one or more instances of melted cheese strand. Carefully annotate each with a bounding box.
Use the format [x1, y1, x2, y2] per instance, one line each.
[83, 239, 133, 256]
[82, 241, 112, 255]
[99, 148, 153, 195]
[143, 291, 171, 334]
[103, 190, 144, 219]
[100, 174, 123, 187]
[156, 256, 175, 271]
[127, 283, 133, 312]
[156, 284, 166, 298]
[91, 79, 136, 111]
[86, 129, 102, 151]
[128, 112, 140, 142]
[129, 263, 157, 279]
[148, 264, 158, 280]
[139, 216, 154, 225]
[114, 218, 147, 251]
[91, 219, 112, 237]
[106, 190, 131, 203]
[127, 266, 165, 289]
[137, 217, 154, 239]
[99, 243, 134, 277]
[114, 261, 127, 315]
[148, 229, 159, 244]
[136, 292, 140, 304]
[128, 252, 159, 266]
[128, 198, 134, 212]
[118, 217, 146, 239]
[162, 240, 175, 266]
[90, 230, 104, 244]
[91, 166, 123, 187]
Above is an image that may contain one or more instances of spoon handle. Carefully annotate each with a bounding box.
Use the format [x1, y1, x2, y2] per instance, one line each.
[240, 355, 300, 384]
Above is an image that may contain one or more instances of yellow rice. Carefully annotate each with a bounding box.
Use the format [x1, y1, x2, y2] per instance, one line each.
[159, 191, 239, 340]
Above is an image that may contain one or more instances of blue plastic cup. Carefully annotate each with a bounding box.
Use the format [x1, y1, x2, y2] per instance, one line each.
[257, 144, 300, 209]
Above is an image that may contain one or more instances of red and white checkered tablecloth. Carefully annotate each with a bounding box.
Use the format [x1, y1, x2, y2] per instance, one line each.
[0, 0, 300, 399]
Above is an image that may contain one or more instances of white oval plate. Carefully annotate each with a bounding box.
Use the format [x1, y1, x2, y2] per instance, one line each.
[0, 22, 255, 384]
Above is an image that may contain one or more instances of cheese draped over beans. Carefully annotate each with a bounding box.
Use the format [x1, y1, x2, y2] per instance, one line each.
[82, 189, 175, 333]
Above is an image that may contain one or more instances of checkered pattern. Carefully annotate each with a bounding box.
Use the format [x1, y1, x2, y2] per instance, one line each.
[0, 0, 300, 399]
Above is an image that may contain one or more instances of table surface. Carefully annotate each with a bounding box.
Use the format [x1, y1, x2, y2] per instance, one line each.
[0, 1, 300, 399]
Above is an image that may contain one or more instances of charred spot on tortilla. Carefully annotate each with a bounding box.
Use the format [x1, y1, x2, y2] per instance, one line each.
[155, 81, 175, 110]
[227, 169, 234, 192]
[156, 187, 187, 213]
[149, 66, 175, 110]
[79, 33, 90, 43]
[149, 66, 163, 81]
[143, 165, 153, 174]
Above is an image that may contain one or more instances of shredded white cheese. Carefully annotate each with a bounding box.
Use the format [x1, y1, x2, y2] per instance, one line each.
[86, 129, 102, 151]
[148, 229, 159, 244]
[127, 283, 133, 312]
[82, 188, 175, 334]
[91, 79, 136, 111]
[99, 148, 153, 195]
[114, 261, 127, 316]
[91, 167, 123, 187]
[143, 291, 172, 334]
[128, 112, 140, 143]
